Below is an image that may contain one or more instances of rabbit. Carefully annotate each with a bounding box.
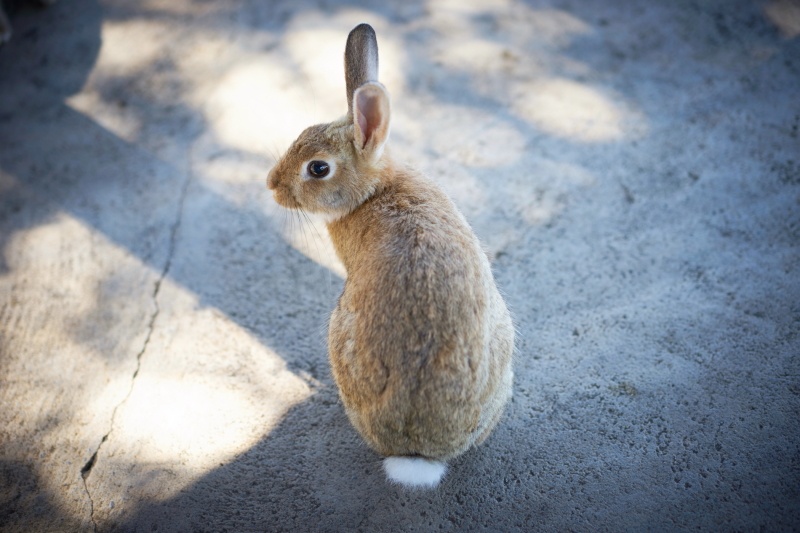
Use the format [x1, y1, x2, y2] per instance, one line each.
[267, 23, 514, 489]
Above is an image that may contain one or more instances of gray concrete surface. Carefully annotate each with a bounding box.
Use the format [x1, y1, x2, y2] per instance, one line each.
[1, 0, 798, 531]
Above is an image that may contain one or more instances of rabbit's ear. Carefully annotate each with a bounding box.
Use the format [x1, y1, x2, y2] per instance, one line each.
[353, 82, 390, 161]
[345, 23, 379, 118]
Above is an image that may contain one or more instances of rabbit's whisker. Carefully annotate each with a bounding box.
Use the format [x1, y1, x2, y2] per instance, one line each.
[299, 208, 334, 299]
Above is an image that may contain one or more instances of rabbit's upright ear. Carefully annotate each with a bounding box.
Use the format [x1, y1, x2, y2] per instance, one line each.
[345, 23, 379, 118]
[353, 82, 390, 161]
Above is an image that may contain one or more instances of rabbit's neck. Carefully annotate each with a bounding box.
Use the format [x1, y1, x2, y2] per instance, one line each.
[325, 167, 457, 276]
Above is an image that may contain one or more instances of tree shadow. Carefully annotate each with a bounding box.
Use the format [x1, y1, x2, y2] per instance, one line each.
[0, 1, 341, 530]
[2, 0, 799, 532]
[0, 458, 92, 533]
[0, 1, 551, 528]
[0, 0, 343, 371]
[105, 388, 554, 533]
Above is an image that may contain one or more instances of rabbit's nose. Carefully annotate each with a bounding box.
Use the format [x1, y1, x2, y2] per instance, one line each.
[266, 168, 277, 190]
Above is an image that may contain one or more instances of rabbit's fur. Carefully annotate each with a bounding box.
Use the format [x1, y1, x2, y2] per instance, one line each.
[267, 23, 514, 487]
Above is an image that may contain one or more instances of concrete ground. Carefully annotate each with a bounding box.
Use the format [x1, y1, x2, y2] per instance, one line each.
[1, 0, 798, 531]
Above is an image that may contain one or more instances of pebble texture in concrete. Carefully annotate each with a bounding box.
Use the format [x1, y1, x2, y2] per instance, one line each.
[0, 0, 798, 531]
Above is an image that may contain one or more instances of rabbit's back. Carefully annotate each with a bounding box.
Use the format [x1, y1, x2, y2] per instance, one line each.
[327, 167, 514, 461]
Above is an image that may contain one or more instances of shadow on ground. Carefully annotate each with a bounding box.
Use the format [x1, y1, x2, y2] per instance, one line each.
[1, 0, 799, 531]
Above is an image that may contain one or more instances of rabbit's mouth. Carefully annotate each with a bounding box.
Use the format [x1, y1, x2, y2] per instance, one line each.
[274, 191, 302, 210]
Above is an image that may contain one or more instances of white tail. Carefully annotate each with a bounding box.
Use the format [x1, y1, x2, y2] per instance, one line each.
[383, 457, 447, 488]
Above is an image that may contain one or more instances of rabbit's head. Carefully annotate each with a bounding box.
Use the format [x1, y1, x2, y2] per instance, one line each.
[267, 23, 391, 221]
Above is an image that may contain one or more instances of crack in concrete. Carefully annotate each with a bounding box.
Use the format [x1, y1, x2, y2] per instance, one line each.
[79, 163, 193, 532]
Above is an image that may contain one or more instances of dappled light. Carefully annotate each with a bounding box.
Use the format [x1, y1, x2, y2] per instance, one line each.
[1, 0, 798, 530]
[207, 60, 316, 153]
[0, 195, 313, 461]
[512, 77, 647, 143]
[108, 376, 271, 465]
[427, 0, 591, 46]
[427, 104, 527, 167]
[427, 0, 644, 144]
[139, 0, 227, 16]
[98, 275, 312, 472]
[67, 90, 143, 141]
[203, 9, 407, 157]
[283, 11, 407, 103]
[765, 0, 800, 38]
[92, 19, 168, 75]
[58, 0, 650, 275]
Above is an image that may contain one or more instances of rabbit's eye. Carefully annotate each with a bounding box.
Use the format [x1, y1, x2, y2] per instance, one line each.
[307, 160, 330, 179]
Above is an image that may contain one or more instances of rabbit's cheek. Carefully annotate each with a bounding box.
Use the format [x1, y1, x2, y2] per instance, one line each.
[327, 189, 346, 208]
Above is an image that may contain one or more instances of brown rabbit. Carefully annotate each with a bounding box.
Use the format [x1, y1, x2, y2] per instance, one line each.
[267, 23, 514, 488]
